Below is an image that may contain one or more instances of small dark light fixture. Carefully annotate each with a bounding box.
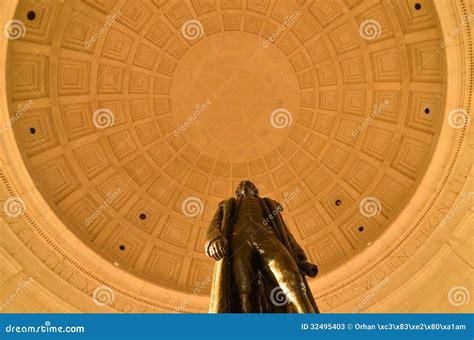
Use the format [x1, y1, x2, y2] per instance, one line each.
[414, 3, 422, 10]
[26, 10, 36, 20]
[358, 226, 364, 232]
[139, 213, 146, 220]
[424, 107, 430, 114]
[335, 199, 342, 206]
[119, 245, 125, 251]
[29, 127, 36, 134]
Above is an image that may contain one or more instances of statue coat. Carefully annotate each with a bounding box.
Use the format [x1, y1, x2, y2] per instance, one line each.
[205, 197, 319, 313]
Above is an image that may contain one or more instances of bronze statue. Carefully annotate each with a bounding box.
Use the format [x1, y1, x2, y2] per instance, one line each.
[205, 180, 319, 313]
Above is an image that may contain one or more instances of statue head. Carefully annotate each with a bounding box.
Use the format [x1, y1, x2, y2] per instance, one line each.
[235, 180, 259, 199]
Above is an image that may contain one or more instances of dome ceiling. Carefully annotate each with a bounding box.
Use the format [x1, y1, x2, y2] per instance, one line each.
[6, 0, 446, 295]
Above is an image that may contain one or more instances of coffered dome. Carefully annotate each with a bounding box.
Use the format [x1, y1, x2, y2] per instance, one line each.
[1, 0, 472, 313]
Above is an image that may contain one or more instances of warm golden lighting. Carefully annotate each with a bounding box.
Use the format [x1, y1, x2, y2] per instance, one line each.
[0, 0, 472, 314]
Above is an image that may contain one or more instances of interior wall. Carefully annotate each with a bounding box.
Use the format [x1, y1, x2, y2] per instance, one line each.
[0, 0, 472, 313]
